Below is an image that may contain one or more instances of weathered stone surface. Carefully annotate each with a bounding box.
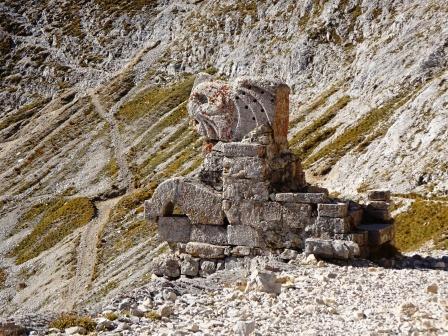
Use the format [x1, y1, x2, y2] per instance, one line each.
[223, 178, 270, 201]
[231, 246, 252, 257]
[332, 240, 360, 259]
[185, 242, 227, 259]
[315, 217, 351, 234]
[348, 207, 364, 228]
[180, 255, 199, 277]
[245, 270, 281, 294]
[188, 77, 290, 145]
[279, 248, 298, 260]
[199, 147, 223, 189]
[222, 142, 266, 158]
[305, 238, 360, 259]
[228, 225, 262, 247]
[318, 203, 348, 218]
[364, 204, 392, 222]
[357, 224, 395, 245]
[199, 260, 217, 277]
[158, 217, 192, 243]
[145, 178, 224, 225]
[274, 193, 328, 204]
[334, 231, 369, 246]
[190, 225, 228, 245]
[223, 157, 268, 180]
[367, 190, 391, 202]
[282, 202, 313, 229]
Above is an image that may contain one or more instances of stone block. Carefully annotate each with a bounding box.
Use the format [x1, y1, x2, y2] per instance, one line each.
[262, 202, 283, 222]
[315, 216, 351, 234]
[190, 225, 228, 245]
[357, 224, 394, 246]
[185, 242, 227, 259]
[367, 190, 391, 202]
[223, 178, 270, 201]
[305, 238, 333, 258]
[318, 203, 348, 218]
[305, 238, 360, 259]
[274, 192, 328, 204]
[282, 202, 313, 229]
[199, 260, 217, 277]
[221, 143, 266, 158]
[223, 157, 268, 180]
[145, 178, 224, 225]
[227, 225, 262, 247]
[348, 208, 364, 228]
[364, 203, 392, 222]
[239, 200, 263, 226]
[231, 246, 252, 257]
[332, 240, 360, 259]
[158, 217, 192, 243]
[334, 231, 369, 246]
[180, 255, 199, 277]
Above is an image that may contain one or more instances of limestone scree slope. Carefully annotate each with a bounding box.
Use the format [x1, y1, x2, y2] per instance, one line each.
[0, 0, 447, 316]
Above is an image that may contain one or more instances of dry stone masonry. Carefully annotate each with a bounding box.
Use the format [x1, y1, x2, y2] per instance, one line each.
[144, 75, 395, 278]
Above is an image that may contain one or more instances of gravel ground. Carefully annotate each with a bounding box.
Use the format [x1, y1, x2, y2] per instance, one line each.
[3, 251, 447, 336]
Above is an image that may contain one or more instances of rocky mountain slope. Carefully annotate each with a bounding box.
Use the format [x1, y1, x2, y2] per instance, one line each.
[0, 0, 447, 320]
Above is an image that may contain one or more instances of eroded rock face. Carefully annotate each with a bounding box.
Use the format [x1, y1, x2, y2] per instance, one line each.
[144, 77, 395, 278]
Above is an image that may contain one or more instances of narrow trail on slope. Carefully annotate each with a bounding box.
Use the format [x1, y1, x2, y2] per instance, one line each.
[65, 197, 121, 311]
[90, 92, 134, 192]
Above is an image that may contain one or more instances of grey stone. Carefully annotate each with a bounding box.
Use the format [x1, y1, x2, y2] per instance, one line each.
[334, 231, 369, 246]
[317, 203, 348, 218]
[282, 202, 313, 228]
[222, 143, 266, 158]
[145, 178, 224, 225]
[199, 260, 217, 276]
[279, 248, 298, 260]
[163, 258, 181, 278]
[231, 246, 252, 256]
[223, 157, 268, 180]
[227, 225, 262, 247]
[367, 190, 391, 201]
[96, 319, 117, 331]
[158, 216, 192, 243]
[357, 224, 395, 245]
[305, 238, 334, 258]
[188, 77, 290, 145]
[315, 216, 351, 234]
[185, 242, 227, 259]
[234, 320, 256, 336]
[65, 327, 86, 335]
[190, 225, 228, 245]
[348, 208, 364, 227]
[305, 238, 360, 259]
[274, 192, 328, 204]
[158, 304, 173, 318]
[223, 178, 270, 201]
[245, 270, 281, 294]
[180, 255, 199, 276]
[364, 206, 392, 222]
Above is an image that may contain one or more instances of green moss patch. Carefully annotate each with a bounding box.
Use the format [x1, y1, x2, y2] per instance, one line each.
[116, 76, 194, 123]
[394, 200, 448, 251]
[12, 197, 95, 264]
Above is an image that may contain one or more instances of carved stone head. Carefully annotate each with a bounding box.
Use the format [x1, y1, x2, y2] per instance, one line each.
[188, 76, 290, 146]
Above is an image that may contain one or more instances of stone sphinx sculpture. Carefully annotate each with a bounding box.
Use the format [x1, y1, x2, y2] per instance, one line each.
[144, 75, 394, 278]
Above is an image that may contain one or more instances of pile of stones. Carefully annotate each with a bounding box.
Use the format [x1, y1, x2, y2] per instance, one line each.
[145, 75, 395, 279]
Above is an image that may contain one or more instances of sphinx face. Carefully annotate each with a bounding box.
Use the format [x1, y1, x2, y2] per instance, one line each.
[188, 77, 290, 144]
[188, 81, 236, 142]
